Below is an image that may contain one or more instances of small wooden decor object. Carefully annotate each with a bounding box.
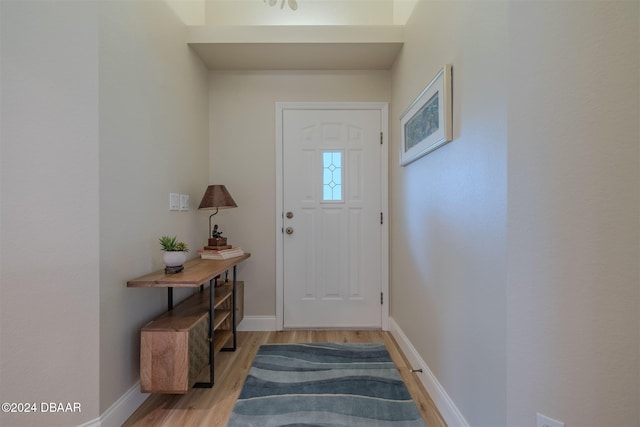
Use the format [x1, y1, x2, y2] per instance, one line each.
[208, 237, 227, 247]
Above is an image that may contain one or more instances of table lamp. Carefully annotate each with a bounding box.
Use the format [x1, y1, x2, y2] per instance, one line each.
[198, 185, 237, 247]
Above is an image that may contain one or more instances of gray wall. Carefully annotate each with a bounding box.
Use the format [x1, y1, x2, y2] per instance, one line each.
[391, 1, 639, 426]
[99, 0, 210, 415]
[390, 2, 508, 426]
[0, 1, 210, 424]
[506, 2, 639, 426]
[0, 2, 100, 425]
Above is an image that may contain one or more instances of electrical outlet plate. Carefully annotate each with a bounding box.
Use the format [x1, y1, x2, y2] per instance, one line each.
[169, 193, 180, 211]
[537, 413, 565, 427]
[179, 194, 189, 211]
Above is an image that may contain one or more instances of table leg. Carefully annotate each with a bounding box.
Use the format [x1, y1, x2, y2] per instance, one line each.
[221, 265, 238, 352]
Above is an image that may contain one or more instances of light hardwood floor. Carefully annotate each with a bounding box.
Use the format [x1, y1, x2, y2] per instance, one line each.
[123, 330, 447, 427]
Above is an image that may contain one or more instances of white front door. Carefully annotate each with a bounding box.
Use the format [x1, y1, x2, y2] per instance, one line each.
[278, 104, 388, 328]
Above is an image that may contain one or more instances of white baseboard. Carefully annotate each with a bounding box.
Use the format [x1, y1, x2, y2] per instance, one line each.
[237, 315, 278, 331]
[77, 381, 149, 427]
[389, 317, 470, 427]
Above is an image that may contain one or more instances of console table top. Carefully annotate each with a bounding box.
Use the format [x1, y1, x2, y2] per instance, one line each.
[127, 253, 250, 288]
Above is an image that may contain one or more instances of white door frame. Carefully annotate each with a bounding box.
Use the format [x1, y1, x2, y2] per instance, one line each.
[275, 102, 389, 331]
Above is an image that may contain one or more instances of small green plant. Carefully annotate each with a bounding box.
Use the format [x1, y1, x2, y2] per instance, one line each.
[159, 236, 189, 252]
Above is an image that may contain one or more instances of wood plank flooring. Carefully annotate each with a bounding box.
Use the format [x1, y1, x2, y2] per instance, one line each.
[123, 330, 447, 427]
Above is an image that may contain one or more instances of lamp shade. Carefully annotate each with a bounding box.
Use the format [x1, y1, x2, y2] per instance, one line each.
[198, 185, 237, 210]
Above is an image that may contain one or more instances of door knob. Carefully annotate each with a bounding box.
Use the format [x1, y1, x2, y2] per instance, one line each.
[285, 227, 294, 235]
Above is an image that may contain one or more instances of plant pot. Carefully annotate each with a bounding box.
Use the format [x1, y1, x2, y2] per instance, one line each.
[163, 251, 186, 267]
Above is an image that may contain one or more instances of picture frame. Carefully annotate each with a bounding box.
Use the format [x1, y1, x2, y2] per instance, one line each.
[400, 64, 453, 166]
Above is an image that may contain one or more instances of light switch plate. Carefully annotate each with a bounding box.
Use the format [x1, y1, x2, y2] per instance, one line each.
[169, 193, 180, 211]
[537, 413, 565, 427]
[179, 194, 189, 211]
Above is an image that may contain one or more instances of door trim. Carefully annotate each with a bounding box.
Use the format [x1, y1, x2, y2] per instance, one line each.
[275, 102, 389, 331]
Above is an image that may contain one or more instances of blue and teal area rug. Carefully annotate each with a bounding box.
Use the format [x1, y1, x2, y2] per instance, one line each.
[227, 342, 426, 427]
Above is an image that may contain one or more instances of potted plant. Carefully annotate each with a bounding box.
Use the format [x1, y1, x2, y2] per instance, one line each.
[159, 236, 189, 271]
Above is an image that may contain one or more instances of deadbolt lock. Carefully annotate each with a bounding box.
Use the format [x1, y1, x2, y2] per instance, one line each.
[286, 211, 294, 219]
[285, 227, 294, 235]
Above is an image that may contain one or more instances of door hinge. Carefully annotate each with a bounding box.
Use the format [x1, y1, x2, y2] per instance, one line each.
[380, 132, 383, 145]
[381, 292, 384, 305]
[380, 212, 383, 224]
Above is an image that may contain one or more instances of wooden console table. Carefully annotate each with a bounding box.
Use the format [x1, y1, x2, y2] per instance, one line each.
[127, 254, 250, 393]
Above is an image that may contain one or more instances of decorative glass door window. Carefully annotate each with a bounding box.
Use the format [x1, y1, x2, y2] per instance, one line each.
[322, 151, 343, 202]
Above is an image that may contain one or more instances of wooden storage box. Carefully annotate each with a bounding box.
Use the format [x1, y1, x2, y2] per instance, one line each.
[140, 284, 238, 394]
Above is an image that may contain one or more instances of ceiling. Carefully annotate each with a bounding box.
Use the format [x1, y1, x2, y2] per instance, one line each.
[187, 25, 404, 70]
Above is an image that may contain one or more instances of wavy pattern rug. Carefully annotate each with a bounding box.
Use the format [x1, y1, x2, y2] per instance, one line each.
[227, 342, 426, 427]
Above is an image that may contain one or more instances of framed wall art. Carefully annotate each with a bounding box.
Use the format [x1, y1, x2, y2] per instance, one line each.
[400, 64, 453, 166]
